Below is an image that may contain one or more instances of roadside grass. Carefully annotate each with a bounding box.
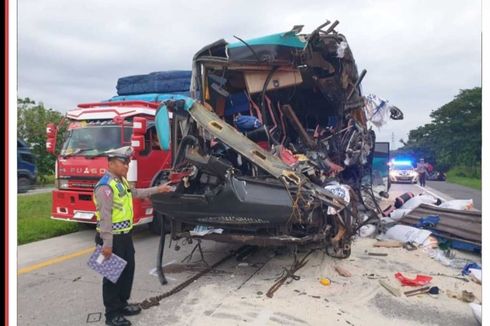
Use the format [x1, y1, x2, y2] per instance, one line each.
[36, 174, 55, 187]
[18, 192, 79, 245]
[446, 166, 481, 190]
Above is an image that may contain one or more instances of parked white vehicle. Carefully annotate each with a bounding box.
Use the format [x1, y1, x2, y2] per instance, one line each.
[389, 161, 418, 183]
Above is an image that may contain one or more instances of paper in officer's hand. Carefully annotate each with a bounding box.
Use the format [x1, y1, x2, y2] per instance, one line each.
[96, 254, 105, 265]
[87, 245, 127, 283]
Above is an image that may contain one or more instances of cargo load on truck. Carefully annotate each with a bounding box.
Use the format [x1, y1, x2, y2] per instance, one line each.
[116, 70, 192, 96]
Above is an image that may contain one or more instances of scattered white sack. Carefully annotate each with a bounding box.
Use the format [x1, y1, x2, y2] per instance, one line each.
[469, 268, 482, 284]
[389, 208, 411, 220]
[439, 199, 474, 210]
[389, 195, 439, 221]
[469, 303, 482, 324]
[358, 224, 376, 238]
[382, 225, 431, 245]
[422, 236, 439, 249]
[400, 195, 438, 210]
[324, 184, 351, 214]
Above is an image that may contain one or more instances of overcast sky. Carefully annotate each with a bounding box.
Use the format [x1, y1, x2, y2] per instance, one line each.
[17, 0, 481, 148]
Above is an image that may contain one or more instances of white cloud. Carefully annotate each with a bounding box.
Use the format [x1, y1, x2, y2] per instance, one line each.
[17, 0, 481, 148]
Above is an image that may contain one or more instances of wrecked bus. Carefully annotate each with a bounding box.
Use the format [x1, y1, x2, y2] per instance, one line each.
[146, 21, 403, 282]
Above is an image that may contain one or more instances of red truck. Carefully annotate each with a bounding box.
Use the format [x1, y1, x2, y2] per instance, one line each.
[46, 99, 174, 233]
[46, 71, 191, 233]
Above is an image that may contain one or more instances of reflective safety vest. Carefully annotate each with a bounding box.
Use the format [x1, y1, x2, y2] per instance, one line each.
[94, 173, 133, 234]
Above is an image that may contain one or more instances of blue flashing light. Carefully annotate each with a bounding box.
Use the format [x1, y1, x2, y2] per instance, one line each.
[392, 160, 413, 165]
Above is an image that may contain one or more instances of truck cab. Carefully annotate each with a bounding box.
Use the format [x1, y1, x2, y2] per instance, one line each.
[17, 139, 37, 193]
[47, 100, 171, 230]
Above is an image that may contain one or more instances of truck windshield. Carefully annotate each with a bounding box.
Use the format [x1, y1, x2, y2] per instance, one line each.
[61, 125, 133, 157]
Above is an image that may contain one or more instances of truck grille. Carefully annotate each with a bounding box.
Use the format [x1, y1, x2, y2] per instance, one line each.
[68, 179, 98, 189]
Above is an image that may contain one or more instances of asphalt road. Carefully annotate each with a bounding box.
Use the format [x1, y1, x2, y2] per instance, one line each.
[16, 182, 481, 326]
[426, 181, 481, 211]
[18, 186, 55, 196]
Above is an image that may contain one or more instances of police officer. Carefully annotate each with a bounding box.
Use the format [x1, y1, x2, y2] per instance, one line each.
[416, 158, 428, 187]
[94, 146, 173, 326]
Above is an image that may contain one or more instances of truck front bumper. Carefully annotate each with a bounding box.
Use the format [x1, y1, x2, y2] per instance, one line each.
[51, 189, 155, 225]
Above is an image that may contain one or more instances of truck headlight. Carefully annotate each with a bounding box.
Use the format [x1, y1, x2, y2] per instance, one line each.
[57, 179, 69, 189]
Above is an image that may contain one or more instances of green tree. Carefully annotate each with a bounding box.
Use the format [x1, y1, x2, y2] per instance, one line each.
[17, 98, 67, 182]
[399, 87, 481, 174]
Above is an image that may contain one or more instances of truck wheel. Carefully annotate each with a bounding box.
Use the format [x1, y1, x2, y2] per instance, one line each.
[149, 213, 171, 235]
[18, 177, 31, 193]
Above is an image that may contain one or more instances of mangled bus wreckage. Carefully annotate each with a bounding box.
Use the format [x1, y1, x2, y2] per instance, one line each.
[149, 21, 402, 273]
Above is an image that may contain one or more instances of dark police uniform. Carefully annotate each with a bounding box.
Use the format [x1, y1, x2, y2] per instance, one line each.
[93, 147, 159, 326]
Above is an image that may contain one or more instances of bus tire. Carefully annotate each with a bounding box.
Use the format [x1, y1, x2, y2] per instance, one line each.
[149, 213, 171, 235]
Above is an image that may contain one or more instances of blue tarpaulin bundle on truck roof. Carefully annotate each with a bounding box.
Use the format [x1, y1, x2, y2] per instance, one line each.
[116, 71, 192, 96]
[108, 92, 191, 102]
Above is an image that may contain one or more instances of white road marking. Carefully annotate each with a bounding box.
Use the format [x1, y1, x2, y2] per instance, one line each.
[415, 184, 452, 201]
